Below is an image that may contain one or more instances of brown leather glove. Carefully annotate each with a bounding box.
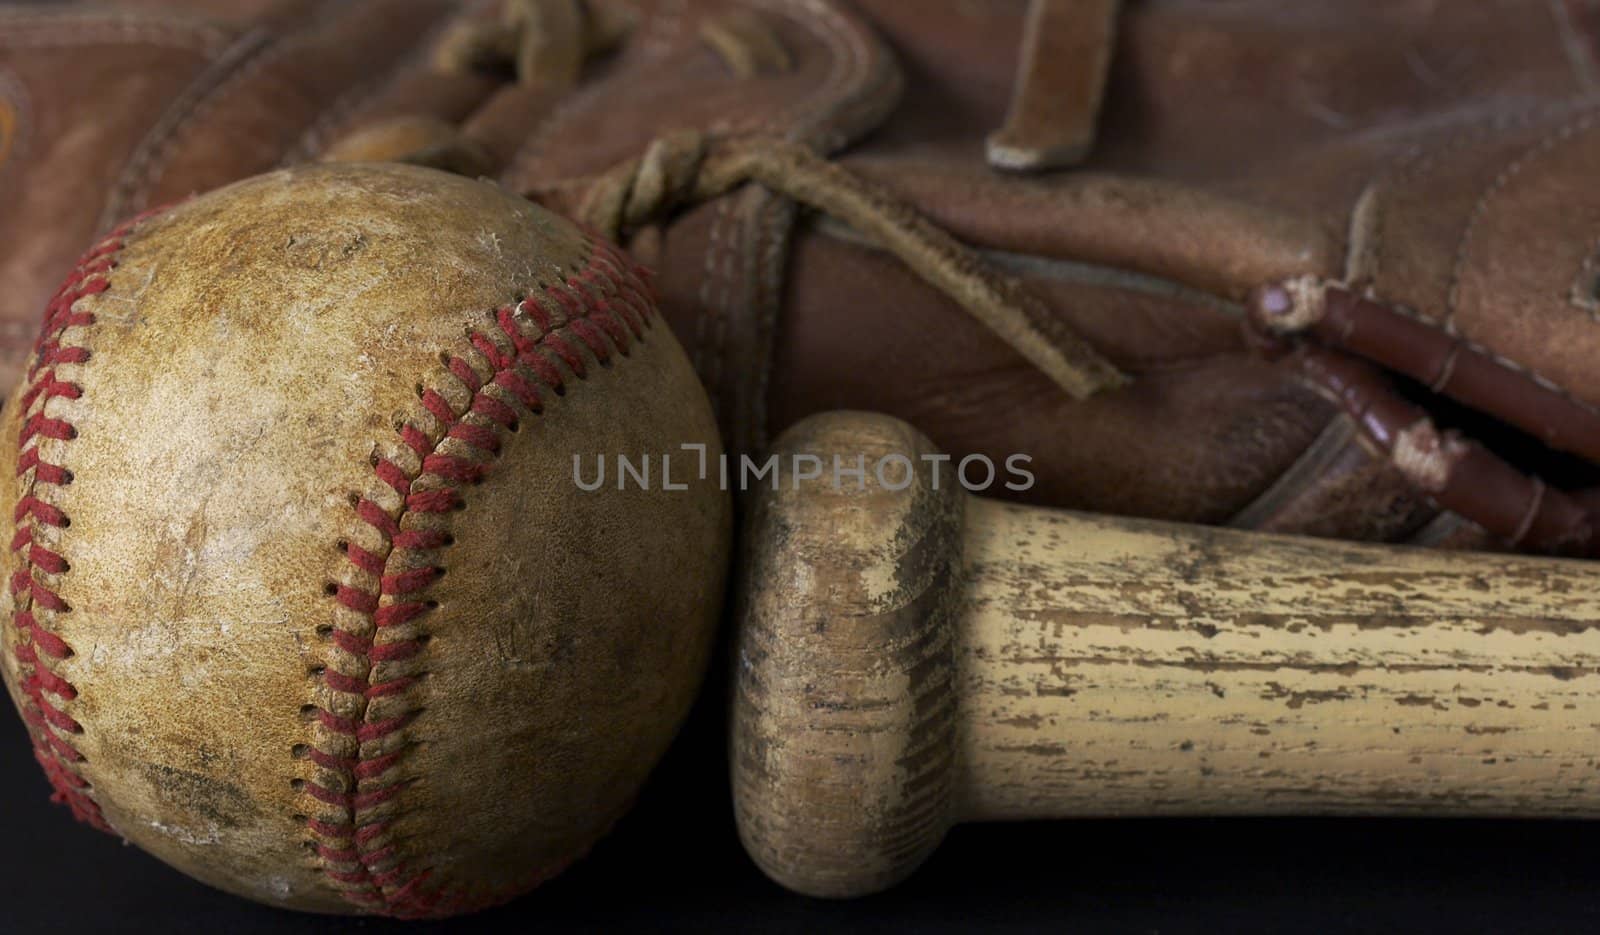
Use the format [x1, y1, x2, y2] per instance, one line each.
[0, 0, 631, 372]
[6, 0, 1600, 554]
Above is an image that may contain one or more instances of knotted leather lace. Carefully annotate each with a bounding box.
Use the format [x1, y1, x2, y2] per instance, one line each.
[332, 0, 1128, 400]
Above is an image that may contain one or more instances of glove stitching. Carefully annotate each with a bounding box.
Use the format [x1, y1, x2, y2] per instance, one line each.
[1444, 102, 1600, 331]
[283, 1, 479, 165]
[0, 10, 230, 57]
[96, 28, 274, 235]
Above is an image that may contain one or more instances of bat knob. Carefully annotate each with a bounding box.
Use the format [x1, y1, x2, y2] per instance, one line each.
[731, 411, 965, 898]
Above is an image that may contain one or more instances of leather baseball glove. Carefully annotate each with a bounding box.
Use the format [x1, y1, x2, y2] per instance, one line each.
[5, 0, 1600, 554]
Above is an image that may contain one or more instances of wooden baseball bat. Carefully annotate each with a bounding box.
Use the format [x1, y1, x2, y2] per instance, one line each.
[731, 411, 1600, 899]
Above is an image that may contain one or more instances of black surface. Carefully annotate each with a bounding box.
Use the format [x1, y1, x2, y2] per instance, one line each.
[6, 664, 1600, 935]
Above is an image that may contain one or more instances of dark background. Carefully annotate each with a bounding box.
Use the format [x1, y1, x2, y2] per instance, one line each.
[6, 663, 1600, 935]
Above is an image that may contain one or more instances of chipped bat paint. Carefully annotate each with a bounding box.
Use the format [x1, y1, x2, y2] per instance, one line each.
[735, 411, 1600, 899]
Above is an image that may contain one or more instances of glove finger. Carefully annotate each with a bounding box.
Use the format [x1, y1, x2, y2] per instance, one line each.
[113, 0, 468, 221]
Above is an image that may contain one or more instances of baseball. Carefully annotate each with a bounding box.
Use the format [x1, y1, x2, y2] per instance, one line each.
[0, 163, 730, 916]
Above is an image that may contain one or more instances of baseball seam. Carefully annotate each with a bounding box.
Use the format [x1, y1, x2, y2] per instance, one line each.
[298, 232, 657, 918]
[5, 208, 163, 832]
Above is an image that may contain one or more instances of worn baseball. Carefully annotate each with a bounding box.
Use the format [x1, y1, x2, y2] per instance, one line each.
[0, 163, 730, 916]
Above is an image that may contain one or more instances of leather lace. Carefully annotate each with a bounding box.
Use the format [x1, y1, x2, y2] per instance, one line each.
[326, 0, 1128, 401]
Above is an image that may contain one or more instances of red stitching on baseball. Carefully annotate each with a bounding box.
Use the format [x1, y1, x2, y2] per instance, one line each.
[4, 207, 166, 834]
[404, 490, 458, 513]
[446, 356, 482, 392]
[346, 542, 386, 576]
[471, 394, 518, 429]
[374, 459, 410, 496]
[400, 425, 431, 457]
[333, 585, 378, 613]
[420, 389, 454, 426]
[300, 233, 656, 918]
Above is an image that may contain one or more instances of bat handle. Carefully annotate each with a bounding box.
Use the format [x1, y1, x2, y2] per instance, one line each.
[733, 411, 1600, 898]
